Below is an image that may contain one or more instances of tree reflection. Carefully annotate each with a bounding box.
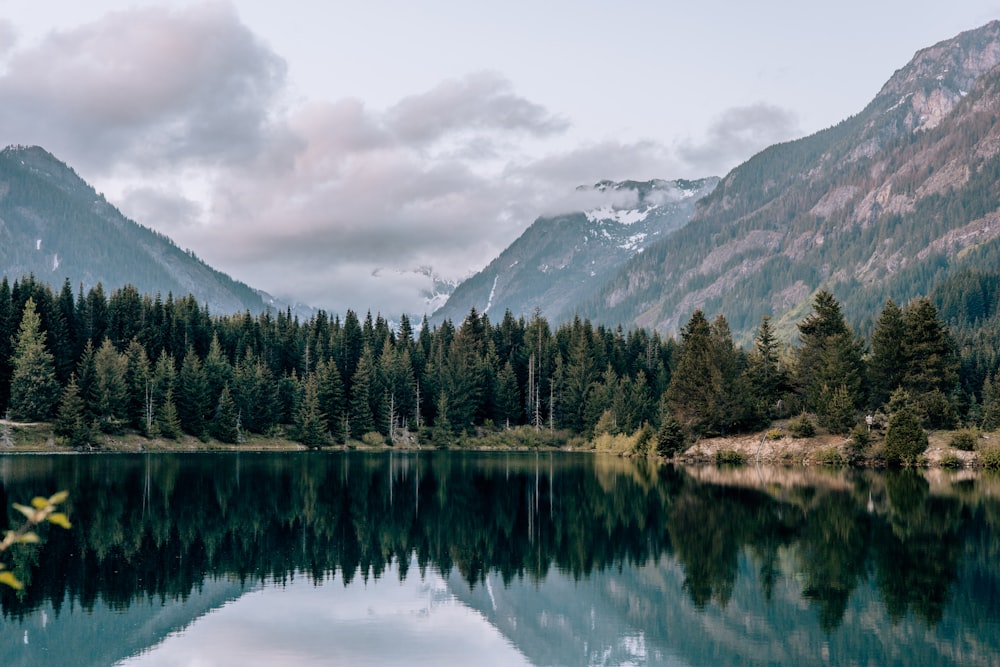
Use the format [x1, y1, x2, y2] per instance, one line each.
[0, 453, 996, 635]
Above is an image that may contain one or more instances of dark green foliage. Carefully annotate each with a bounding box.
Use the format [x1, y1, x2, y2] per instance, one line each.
[949, 429, 979, 452]
[796, 291, 865, 419]
[789, 414, 816, 438]
[819, 384, 856, 435]
[176, 347, 209, 437]
[656, 409, 686, 457]
[294, 375, 327, 447]
[0, 268, 994, 449]
[157, 389, 182, 440]
[884, 407, 928, 465]
[211, 385, 240, 444]
[54, 375, 93, 448]
[9, 297, 60, 420]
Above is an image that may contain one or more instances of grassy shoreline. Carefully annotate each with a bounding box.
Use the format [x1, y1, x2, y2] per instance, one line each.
[2, 419, 998, 469]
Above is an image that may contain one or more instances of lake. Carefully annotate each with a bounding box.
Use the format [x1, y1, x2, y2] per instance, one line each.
[0, 451, 998, 666]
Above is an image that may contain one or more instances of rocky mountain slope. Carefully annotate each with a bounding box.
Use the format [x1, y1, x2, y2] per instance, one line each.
[431, 177, 719, 324]
[0, 145, 277, 314]
[578, 20, 1000, 341]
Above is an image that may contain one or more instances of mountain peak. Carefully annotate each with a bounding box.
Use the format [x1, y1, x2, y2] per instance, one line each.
[873, 20, 1000, 132]
[431, 176, 719, 324]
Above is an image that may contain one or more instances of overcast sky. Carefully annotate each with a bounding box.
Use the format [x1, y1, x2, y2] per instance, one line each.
[0, 1, 997, 316]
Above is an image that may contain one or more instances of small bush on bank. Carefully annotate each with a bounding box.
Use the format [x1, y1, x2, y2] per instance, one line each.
[815, 447, 844, 466]
[980, 445, 1000, 471]
[884, 408, 927, 465]
[789, 414, 816, 438]
[715, 449, 747, 465]
[361, 431, 386, 447]
[950, 429, 979, 451]
[940, 453, 963, 469]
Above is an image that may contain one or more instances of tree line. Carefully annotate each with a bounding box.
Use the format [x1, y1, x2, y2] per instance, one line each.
[0, 273, 992, 450]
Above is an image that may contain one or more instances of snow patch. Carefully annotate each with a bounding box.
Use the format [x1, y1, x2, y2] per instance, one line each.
[585, 206, 650, 225]
[484, 275, 499, 314]
[620, 232, 648, 251]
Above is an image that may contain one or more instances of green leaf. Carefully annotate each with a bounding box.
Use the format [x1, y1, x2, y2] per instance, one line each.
[15, 531, 39, 544]
[47, 513, 71, 529]
[0, 571, 23, 590]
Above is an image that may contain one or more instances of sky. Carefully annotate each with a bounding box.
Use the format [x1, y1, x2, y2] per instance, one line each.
[0, 1, 997, 316]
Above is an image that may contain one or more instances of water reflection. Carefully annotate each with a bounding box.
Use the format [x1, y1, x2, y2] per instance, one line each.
[0, 452, 997, 666]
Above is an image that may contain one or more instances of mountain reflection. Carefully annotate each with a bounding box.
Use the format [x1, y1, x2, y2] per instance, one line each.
[0, 452, 999, 664]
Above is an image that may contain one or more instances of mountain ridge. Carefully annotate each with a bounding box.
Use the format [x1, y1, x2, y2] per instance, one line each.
[431, 176, 719, 325]
[577, 20, 1000, 341]
[0, 145, 297, 316]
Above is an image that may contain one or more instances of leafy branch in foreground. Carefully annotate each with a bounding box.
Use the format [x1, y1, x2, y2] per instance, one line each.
[0, 491, 71, 590]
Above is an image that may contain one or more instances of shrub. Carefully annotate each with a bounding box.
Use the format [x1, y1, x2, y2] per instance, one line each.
[715, 449, 747, 466]
[940, 453, 963, 469]
[980, 445, 1000, 471]
[884, 408, 928, 465]
[632, 423, 655, 456]
[950, 429, 979, 452]
[815, 447, 844, 466]
[789, 414, 816, 438]
[361, 431, 386, 447]
[765, 428, 784, 441]
[656, 413, 686, 457]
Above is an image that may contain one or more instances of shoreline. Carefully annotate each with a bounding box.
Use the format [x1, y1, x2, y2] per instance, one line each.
[1, 420, 997, 469]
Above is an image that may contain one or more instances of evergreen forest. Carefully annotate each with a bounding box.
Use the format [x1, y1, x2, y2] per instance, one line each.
[2, 271, 1000, 455]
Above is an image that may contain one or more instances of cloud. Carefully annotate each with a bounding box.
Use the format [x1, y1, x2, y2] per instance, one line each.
[0, 3, 285, 173]
[676, 103, 800, 175]
[0, 4, 684, 317]
[0, 19, 18, 55]
[386, 71, 569, 145]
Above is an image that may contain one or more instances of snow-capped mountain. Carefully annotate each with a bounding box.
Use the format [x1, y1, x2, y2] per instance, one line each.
[430, 177, 719, 325]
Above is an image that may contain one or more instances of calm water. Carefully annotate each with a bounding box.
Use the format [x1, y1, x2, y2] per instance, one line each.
[0, 451, 998, 666]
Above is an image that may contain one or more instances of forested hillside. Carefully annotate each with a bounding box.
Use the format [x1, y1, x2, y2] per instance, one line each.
[2, 274, 997, 458]
[579, 21, 1000, 343]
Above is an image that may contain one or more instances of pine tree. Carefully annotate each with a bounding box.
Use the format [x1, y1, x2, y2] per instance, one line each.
[9, 297, 60, 421]
[54, 374, 93, 449]
[496, 360, 521, 428]
[982, 372, 1000, 431]
[123, 340, 152, 430]
[294, 375, 327, 447]
[0, 277, 13, 414]
[884, 406, 927, 465]
[795, 290, 865, 418]
[203, 333, 234, 407]
[868, 299, 906, 408]
[900, 297, 959, 428]
[316, 358, 345, 442]
[348, 348, 376, 436]
[656, 405, 686, 457]
[157, 388, 182, 439]
[211, 385, 240, 444]
[93, 338, 128, 433]
[666, 310, 724, 435]
[176, 347, 209, 437]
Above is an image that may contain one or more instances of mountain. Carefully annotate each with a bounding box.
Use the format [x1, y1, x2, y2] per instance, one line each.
[431, 177, 719, 324]
[576, 21, 1000, 341]
[0, 145, 280, 315]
